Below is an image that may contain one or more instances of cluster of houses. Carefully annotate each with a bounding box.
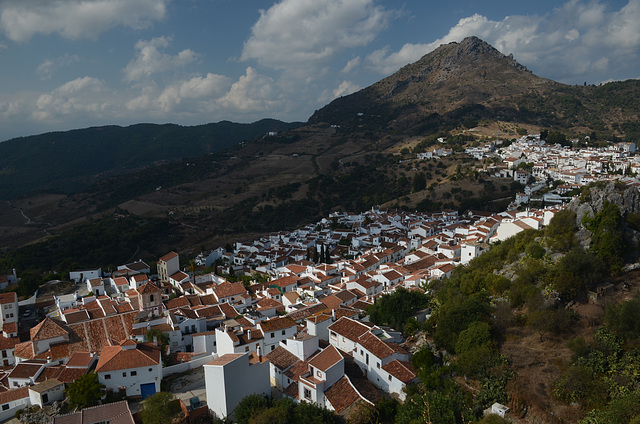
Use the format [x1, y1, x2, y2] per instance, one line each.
[0, 203, 564, 422]
[489, 136, 640, 204]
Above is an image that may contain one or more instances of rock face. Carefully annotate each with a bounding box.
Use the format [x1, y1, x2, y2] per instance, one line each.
[568, 181, 640, 228]
[568, 182, 640, 255]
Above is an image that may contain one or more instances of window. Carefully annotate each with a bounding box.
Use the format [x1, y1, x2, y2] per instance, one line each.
[105, 374, 111, 380]
[304, 388, 311, 399]
[282, 330, 286, 335]
[316, 370, 321, 377]
[2, 404, 8, 411]
[388, 375, 392, 382]
[149, 368, 153, 372]
[1, 351, 5, 358]
[271, 345, 275, 351]
[365, 353, 369, 365]
[123, 372, 127, 377]
[245, 346, 249, 352]
[131, 371, 137, 376]
[271, 332, 275, 338]
[150, 295, 154, 302]
[377, 362, 380, 369]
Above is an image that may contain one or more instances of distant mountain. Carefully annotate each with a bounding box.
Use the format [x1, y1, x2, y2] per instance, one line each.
[0, 119, 302, 200]
[310, 36, 640, 137]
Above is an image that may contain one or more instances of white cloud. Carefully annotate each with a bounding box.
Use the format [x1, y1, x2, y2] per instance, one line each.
[341, 57, 361, 74]
[37, 53, 80, 80]
[156, 73, 232, 112]
[333, 80, 360, 98]
[241, 0, 393, 71]
[0, 0, 168, 42]
[219, 67, 281, 113]
[366, 0, 640, 84]
[34, 76, 109, 121]
[124, 37, 198, 82]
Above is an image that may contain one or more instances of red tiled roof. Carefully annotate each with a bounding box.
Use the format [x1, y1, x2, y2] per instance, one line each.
[259, 316, 296, 333]
[0, 335, 18, 351]
[327, 317, 370, 342]
[138, 282, 161, 294]
[0, 387, 28, 404]
[66, 352, 93, 368]
[324, 376, 360, 414]
[8, 362, 43, 379]
[30, 318, 69, 341]
[96, 342, 160, 372]
[382, 360, 417, 383]
[34, 366, 63, 383]
[53, 400, 134, 424]
[265, 347, 300, 370]
[308, 345, 342, 372]
[213, 282, 247, 299]
[0, 292, 17, 305]
[159, 251, 179, 262]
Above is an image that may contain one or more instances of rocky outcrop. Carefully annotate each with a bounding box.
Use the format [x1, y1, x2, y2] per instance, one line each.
[568, 181, 640, 229]
[568, 181, 640, 257]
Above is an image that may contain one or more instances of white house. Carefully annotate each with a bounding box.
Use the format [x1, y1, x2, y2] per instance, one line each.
[204, 352, 270, 420]
[0, 387, 29, 422]
[95, 340, 162, 398]
[0, 292, 18, 328]
[28, 379, 65, 408]
[69, 268, 101, 284]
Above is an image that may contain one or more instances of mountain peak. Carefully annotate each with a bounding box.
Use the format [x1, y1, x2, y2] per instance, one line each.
[309, 36, 554, 128]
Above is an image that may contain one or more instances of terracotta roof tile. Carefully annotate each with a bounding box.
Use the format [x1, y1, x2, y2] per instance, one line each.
[265, 346, 299, 370]
[327, 317, 370, 342]
[0, 292, 17, 304]
[308, 345, 342, 372]
[0, 387, 28, 404]
[259, 316, 296, 333]
[96, 342, 161, 372]
[323, 376, 360, 414]
[382, 360, 417, 383]
[30, 318, 69, 341]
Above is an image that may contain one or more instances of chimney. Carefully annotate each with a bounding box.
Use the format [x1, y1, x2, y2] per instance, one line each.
[331, 309, 336, 321]
[247, 329, 252, 340]
[257, 345, 262, 361]
[153, 336, 158, 346]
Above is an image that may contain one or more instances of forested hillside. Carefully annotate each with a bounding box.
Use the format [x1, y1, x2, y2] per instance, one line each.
[351, 182, 640, 424]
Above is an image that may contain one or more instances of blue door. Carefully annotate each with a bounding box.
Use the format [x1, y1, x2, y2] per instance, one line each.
[140, 383, 156, 399]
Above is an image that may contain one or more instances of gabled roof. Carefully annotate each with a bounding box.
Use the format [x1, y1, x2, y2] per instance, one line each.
[382, 360, 417, 383]
[327, 317, 370, 342]
[53, 400, 135, 424]
[138, 282, 161, 294]
[159, 251, 179, 262]
[259, 316, 297, 333]
[30, 318, 68, 341]
[308, 345, 342, 372]
[95, 342, 160, 372]
[323, 376, 363, 414]
[265, 346, 300, 370]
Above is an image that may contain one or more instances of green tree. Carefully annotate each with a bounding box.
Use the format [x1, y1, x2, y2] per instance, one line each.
[141, 392, 182, 424]
[65, 372, 105, 410]
[582, 201, 627, 273]
[234, 394, 271, 424]
[367, 288, 430, 332]
[412, 172, 427, 192]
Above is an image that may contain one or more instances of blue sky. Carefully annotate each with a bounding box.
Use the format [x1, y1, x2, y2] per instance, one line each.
[0, 0, 637, 141]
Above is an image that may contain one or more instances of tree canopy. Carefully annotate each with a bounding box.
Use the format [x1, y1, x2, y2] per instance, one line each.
[65, 372, 105, 410]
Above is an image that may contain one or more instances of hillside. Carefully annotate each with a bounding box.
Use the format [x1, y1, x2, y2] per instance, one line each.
[0, 119, 301, 199]
[2, 37, 640, 257]
[389, 182, 640, 424]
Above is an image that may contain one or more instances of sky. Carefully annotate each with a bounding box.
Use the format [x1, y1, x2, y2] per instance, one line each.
[0, 0, 638, 141]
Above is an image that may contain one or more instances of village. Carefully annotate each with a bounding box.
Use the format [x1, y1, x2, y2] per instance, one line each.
[0, 134, 637, 423]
